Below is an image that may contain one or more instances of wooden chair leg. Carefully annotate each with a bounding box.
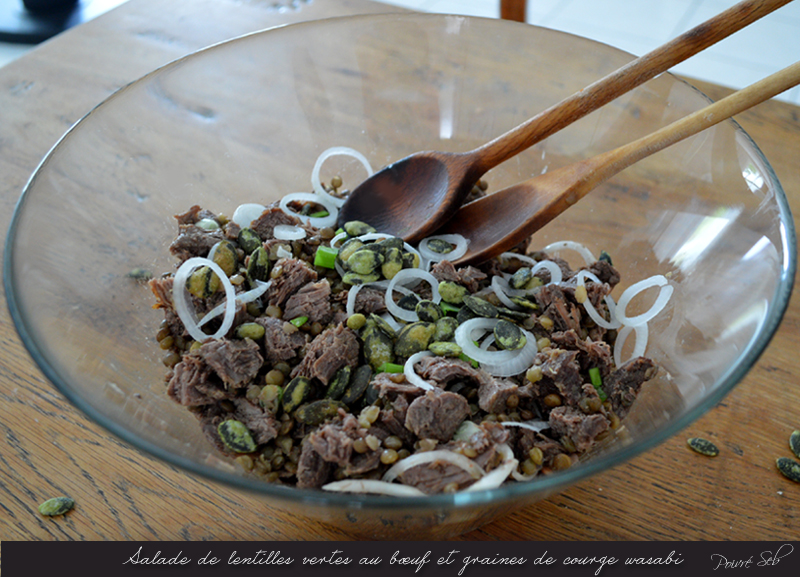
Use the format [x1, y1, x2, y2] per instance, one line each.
[500, 0, 526, 22]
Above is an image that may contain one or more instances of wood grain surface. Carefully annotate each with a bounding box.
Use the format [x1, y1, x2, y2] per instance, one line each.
[0, 0, 798, 541]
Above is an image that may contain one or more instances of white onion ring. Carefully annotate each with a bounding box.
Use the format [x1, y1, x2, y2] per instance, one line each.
[464, 444, 517, 492]
[279, 192, 338, 228]
[385, 268, 441, 322]
[499, 252, 538, 266]
[500, 420, 550, 433]
[418, 234, 469, 263]
[198, 280, 271, 328]
[231, 203, 266, 228]
[404, 351, 436, 391]
[345, 284, 364, 318]
[531, 260, 563, 285]
[614, 275, 673, 327]
[173, 257, 237, 342]
[614, 323, 649, 367]
[273, 224, 306, 241]
[543, 240, 596, 266]
[321, 479, 425, 497]
[311, 146, 374, 208]
[454, 318, 538, 377]
[573, 270, 622, 330]
[380, 313, 403, 332]
[382, 449, 484, 483]
[330, 231, 349, 248]
[491, 276, 522, 310]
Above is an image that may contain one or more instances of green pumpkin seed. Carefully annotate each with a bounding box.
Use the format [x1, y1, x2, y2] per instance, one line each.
[426, 238, 454, 254]
[463, 295, 499, 318]
[509, 267, 533, 290]
[347, 247, 384, 275]
[599, 250, 613, 265]
[433, 317, 459, 342]
[246, 246, 270, 284]
[343, 220, 376, 237]
[789, 430, 800, 459]
[381, 247, 404, 279]
[211, 240, 239, 276]
[341, 365, 373, 405]
[282, 376, 316, 414]
[457, 306, 478, 324]
[395, 321, 436, 358]
[338, 238, 365, 263]
[428, 341, 462, 357]
[776, 457, 800, 483]
[415, 300, 442, 322]
[238, 227, 262, 254]
[295, 399, 347, 426]
[378, 237, 405, 250]
[509, 296, 539, 310]
[401, 251, 420, 269]
[218, 420, 257, 453]
[493, 319, 526, 351]
[325, 366, 352, 400]
[438, 281, 468, 304]
[38, 496, 75, 517]
[361, 325, 394, 371]
[342, 271, 381, 286]
[187, 265, 220, 298]
[687, 437, 719, 457]
[397, 293, 421, 311]
[369, 313, 397, 339]
[236, 322, 265, 340]
[127, 267, 153, 281]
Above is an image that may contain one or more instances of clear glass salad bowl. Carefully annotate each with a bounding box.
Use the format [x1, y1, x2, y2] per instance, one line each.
[4, 13, 795, 539]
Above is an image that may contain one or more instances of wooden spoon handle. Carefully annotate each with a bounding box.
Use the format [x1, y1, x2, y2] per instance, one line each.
[469, 0, 793, 175]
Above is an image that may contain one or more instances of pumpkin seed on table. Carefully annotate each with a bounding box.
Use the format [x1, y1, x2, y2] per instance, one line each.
[218, 420, 257, 453]
[127, 267, 153, 281]
[687, 437, 719, 457]
[776, 457, 800, 483]
[38, 496, 75, 517]
[789, 430, 800, 459]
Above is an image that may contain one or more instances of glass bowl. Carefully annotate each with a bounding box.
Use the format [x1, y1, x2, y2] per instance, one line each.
[4, 13, 796, 539]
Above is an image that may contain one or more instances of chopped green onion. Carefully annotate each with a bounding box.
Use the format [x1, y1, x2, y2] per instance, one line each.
[335, 227, 345, 236]
[459, 352, 479, 369]
[314, 245, 338, 269]
[440, 302, 461, 315]
[589, 367, 607, 401]
[377, 362, 404, 374]
[309, 210, 330, 218]
[290, 316, 308, 328]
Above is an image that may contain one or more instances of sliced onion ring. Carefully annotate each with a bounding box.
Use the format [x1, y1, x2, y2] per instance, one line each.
[573, 270, 621, 330]
[418, 234, 469, 263]
[614, 275, 673, 327]
[311, 146, 374, 208]
[614, 323, 649, 367]
[198, 280, 271, 328]
[321, 479, 426, 497]
[500, 420, 550, 433]
[385, 268, 441, 322]
[491, 275, 522, 310]
[404, 351, 436, 391]
[382, 449, 484, 484]
[543, 240, 596, 266]
[173, 257, 237, 342]
[273, 224, 306, 241]
[499, 252, 538, 266]
[464, 444, 517, 492]
[279, 192, 338, 228]
[454, 318, 538, 377]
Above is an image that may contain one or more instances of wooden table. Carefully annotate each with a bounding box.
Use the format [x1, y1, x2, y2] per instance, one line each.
[1, 0, 798, 541]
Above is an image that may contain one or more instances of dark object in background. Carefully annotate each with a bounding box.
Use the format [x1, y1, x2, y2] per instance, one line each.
[0, 0, 124, 44]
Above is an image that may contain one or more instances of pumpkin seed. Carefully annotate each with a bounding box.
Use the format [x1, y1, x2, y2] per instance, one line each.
[246, 246, 270, 284]
[402, 251, 420, 269]
[236, 322, 265, 340]
[790, 430, 800, 459]
[238, 227, 262, 253]
[361, 325, 394, 370]
[381, 247, 404, 279]
[415, 300, 442, 322]
[341, 365, 373, 405]
[397, 293, 421, 311]
[346, 313, 367, 331]
[509, 267, 533, 290]
[295, 399, 347, 426]
[438, 281, 468, 304]
[127, 267, 153, 281]
[369, 313, 397, 339]
[498, 306, 531, 322]
[187, 265, 220, 298]
[509, 296, 539, 311]
[342, 271, 381, 286]
[282, 376, 315, 414]
[211, 240, 239, 276]
[347, 247, 384, 275]
[776, 457, 800, 483]
[38, 496, 75, 517]
[463, 295, 499, 318]
[457, 306, 478, 324]
[343, 220, 376, 237]
[493, 319, 526, 351]
[218, 420, 257, 453]
[338, 238, 365, 263]
[427, 238, 454, 254]
[196, 217, 220, 231]
[325, 365, 352, 400]
[428, 341, 462, 357]
[687, 437, 719, 457]
[433, 316, 459, 342]
[395, 321, 436, 358]
[378, 237, 405, 250]
[599, 250, 613, 265]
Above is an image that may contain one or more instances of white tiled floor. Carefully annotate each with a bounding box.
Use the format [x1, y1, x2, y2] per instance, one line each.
[1, 0, 798, 105]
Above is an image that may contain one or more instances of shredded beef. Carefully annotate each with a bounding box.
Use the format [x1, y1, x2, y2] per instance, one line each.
[352, 286, 388, 315]
[551, 330, 613, 376]
[416, 355, 493, 390]
[167, 352, 216, 406]
[148, 276, 173, 309]
[296, 443, 333, 489]
[291, 324, 359, 385]
[478, 377, 526, 413]
[256, 316, 308, 363]
[430, 260, 487, 293]
[232, 398, 279, 445]
[405, 390, 469, 442]
[199, 338, 263, 388]
[175, 205, 216, 226]
[533, 348, 584, 407]
[307, 412, 382, 475]
[605, 357, 658, 418]
[282, 280, 332, 324]
[536, 285, 582, 333]
[250, 205, 300, 240]
[266, 258, 318, 309]
[398, 460, 476, 495]
[379, 393, 416, 445]
[587, 260, 621, 288]
[548, 406, 609, 452]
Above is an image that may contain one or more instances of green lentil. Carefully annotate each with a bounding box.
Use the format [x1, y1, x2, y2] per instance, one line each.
[38, 496, 75, 517]
[195, 217, 220, 231]
[236, 322, 265, 340]
[346, 313, 367, 331]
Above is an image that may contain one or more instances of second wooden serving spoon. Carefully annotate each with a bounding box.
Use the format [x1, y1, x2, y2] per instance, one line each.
[335, 0, 792, 242]
[435, 60, 800, 266]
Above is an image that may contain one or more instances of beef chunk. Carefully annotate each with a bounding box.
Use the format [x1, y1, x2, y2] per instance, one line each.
[199, 338, 263, 388]
[379, 393, 416, 445]
[296, 443, 333, 489]
[266, 258, 318, 309]
[405, 390, 469, 442]
[282, 279, 332, 324]
[232, 398, 279, 445]
[586, 259, 621, 288]
[533, 349, 584, 407]
[290, 324, 359, 385]
[169, 224, 224, 262]
[416, 355, 494, 390]
[605, 357, 658, 418]
[250, 205, 300, 240]
[548, 406, 609, 452]
[514, 430, 566, 468]
[175, 205, 216, 226]
[167, 352, 216, 406]
[430, 260, 487, 293]
[397, 460, 477, 495]
[148, 276, 173, 309]
[306, 412, 381, 476]
[352, 286, 387, 315]
[551, 330, 613, 376]
[256, 316, 308, 363]
[536, 285, 582, 333]
[478, 377, 526, 413]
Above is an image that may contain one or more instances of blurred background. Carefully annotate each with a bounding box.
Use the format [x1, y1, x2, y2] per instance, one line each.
[1, 0, 798, 104]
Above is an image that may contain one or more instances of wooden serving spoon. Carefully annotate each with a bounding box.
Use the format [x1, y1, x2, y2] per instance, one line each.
[435, 60, 800, 266]
[336, 0, 792, 243]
